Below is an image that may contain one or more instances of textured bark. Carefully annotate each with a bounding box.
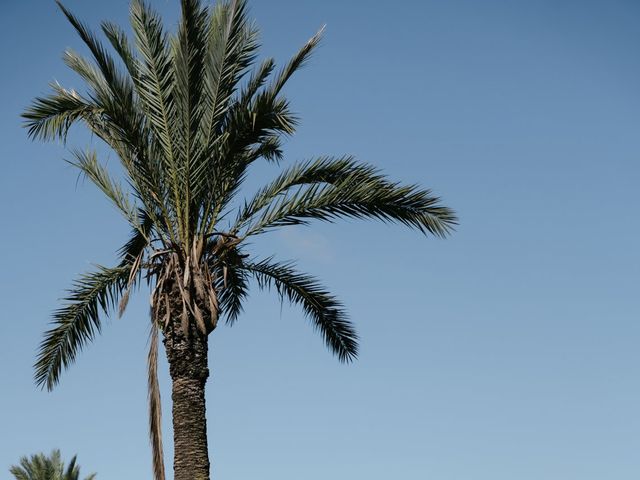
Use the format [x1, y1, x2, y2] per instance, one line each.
[164, 318, 211, 480]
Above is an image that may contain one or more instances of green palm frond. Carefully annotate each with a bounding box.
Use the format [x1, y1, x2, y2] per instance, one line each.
[243, 258, 358, 362]
[67, 149, 140, 228]
[35, 211, 151, 391]
[130, 0, 184, 233]
[34, 265, 132, 390]
[233, 156, 457, 238]
[200, 0, 258, 151]
[118, 208, 154, 262]
[213, 244, 249, 325]
[10, 450, 96, 480]
[267, 25, 324, 98]
[22, 84, 93, 142]
[101, 20, 138, 77]
[62, 49, 114, 103]
[237, 58, 276, 107]
[56, 0, 133, 102]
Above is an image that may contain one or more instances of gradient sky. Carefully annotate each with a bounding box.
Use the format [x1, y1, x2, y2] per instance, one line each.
[1, 1, 639, 479]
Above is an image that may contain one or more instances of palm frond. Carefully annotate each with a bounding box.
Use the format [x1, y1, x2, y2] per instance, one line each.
[201, 0, 258, 149]
[193, 0, 261, 230]
[54, 10, 168, 236]
[130, 0, 183, 234]
[22, 83, 93, 141]
[234, 156, 457, 238]
[206, 95, 297, 228]
[213, 244, 249, 325]
[35, 220, 152, 392]
[101, 20, 139, 79]
[56, 1, 137, 135]
[56, 1, 132, 97]
[238, 57, 276, 107]
[67, 149, 140, 228]
[118, 208, 154, 263]
[267, 25, 324, 98]
[202, 27, 327, 225]
[242, 258, 358, 362]
[34, 265, 132, 390]
[62, 48, 113, 102]
[10, 450, 95, 480]
[172, 0, 210, 238]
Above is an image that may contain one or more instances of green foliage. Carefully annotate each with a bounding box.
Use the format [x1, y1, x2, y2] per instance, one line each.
[10, 450, 96, 480]
[24, 2, 456, 475]
[244, 258, 357, 362]
[25, 0, 456, 386]
[33, 265, 132, 391]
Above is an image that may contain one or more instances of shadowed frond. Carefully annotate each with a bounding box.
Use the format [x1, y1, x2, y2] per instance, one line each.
[213, 244, 249, 325]
[243, 258, 358, 362]
[118, 208, 154, 262]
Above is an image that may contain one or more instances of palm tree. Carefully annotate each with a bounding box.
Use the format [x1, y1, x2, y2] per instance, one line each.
[10, 450, 96, 480]
[23, 0, 457, 479]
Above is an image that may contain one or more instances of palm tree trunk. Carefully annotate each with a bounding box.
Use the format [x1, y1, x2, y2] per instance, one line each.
[163, 320, 211, 480]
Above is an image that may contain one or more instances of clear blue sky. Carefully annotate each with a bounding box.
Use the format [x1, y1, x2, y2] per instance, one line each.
[1, 0, 639, 478]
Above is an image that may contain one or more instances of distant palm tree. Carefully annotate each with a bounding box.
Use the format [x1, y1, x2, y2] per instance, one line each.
[10, 450, 96, 480]
[23, 0, 457, 479]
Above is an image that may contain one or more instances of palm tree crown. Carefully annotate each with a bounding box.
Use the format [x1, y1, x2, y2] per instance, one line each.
[23, 0, 456, 478]
[10, 450, 96, 480]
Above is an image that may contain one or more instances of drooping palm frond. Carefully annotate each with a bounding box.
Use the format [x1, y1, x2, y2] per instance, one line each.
[118, 209, 155, 263]
[35, 211, 152, 391]
[22, 64, 170, 246]
[232, 156, 457, 238]
[34, 265, 132, 391]
[212, 243, 249, 325]
[242, 258, 358, 362]
[22, 83, 93, 142]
